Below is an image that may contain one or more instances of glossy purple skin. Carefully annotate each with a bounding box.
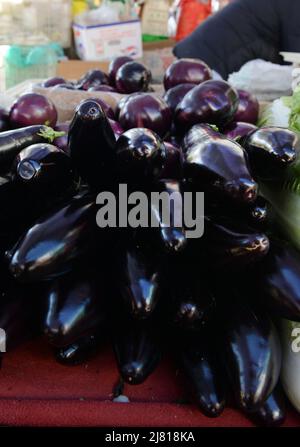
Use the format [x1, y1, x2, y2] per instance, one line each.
[183, 124, 258, 204]
[164, 58, 212, 90]
[88, 84, 116, 92]
[234, 89, 259, 124]
[257, 241, 300, 321]
[108, 119, 123, 139]
[54, 123, 69, 153]
[115, 62, 152, 94]
[119, 93, 172, 138]
[175, 80, 239, 132]
[9, 194, 95, 282]
[115, 128, 166, 184]
[77, 69, 109, 91]
[116, 92, 143, 119]
[224, 300, 281, 411]
[223, 121, 257, 141]
[108, 56, 133, 86]
[89, 97, 115, 120]
[163, 83, 194, 115]
[160, 142, 183, 180]
[250, 388, 286, 427]
[42, 77, 66, 88]
[9, 93, 57, 128]
[0, 108, 9, 132]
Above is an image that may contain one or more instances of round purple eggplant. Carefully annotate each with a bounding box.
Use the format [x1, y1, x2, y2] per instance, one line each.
[118, 93, 172, 139]
[115, 92, 143, 119]
[76, 69, 109, 90]
[115, 61, 152, 94]
[88, 84, 116, 92]
[163, 83, 195, 115]
[175, 80, 239, 132]
[108, 56, 133, 87]
[164, 58, 212, 90]
[223, 121, 257, 142]
[234, 89, 259, 124]
[42, 77, 66, 88]
[10, 93, 57, 128]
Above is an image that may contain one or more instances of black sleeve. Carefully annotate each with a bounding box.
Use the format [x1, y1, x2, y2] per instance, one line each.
[173, 0, 282, 79]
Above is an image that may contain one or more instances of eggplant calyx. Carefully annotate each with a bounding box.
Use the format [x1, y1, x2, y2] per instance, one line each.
[37, 126, 66, 143]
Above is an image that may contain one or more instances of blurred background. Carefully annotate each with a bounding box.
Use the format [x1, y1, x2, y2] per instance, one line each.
[0, 0, 229, 90]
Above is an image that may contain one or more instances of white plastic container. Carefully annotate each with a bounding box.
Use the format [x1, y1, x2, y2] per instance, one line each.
[280, 319, 300, 413]
[73, 19, 143, 61]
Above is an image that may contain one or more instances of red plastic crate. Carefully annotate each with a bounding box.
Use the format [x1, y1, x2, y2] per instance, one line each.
[0, 338, 299, 427]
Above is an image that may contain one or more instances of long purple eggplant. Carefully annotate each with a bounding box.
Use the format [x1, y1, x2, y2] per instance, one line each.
[116, 241, 162, 319]
[151, 179, 187, 253]
[222, 297, 281, 411]
[204, 216, 270, 269]
[68, 99, 116, 190]
[206, 195, 271, 230]
[165, 264, 216, 330]
[183, 124, 257, 204]
[247, 387, 286, 427]
[9, 192, 97, 282]
[43, 272, 107, 347]
[242, 127, 297, 180]
[54, 332, 102, 365]
[0, 280, 43, 354]
[113, 317, 161, 385]
[115, 128, 166, 187]
[179, 330, 226, 417]
[255, 240, 300, 321]
[12, 143, 73, 192]
[0, 125, 64, 168]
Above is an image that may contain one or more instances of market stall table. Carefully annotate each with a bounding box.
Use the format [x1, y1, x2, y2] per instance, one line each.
[0, 338, 299, 427]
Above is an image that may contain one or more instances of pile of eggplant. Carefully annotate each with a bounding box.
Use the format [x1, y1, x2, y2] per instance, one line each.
[0, 56, 300, 427]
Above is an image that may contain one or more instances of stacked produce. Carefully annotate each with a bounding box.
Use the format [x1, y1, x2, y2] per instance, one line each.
[0, 57, 300, 426]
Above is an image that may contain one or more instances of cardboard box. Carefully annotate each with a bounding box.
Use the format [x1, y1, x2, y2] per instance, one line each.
[141, 0, 172, 37]
[57, 60, 110, 80]
[57, 37, 176, 83]
[73, 19, 143, 61]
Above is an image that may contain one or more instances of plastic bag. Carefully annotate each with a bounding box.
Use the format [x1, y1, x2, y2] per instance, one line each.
[228, 59, 293, 101]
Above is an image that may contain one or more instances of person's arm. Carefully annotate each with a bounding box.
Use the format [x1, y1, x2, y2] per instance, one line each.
[174, 0, 282, 79]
